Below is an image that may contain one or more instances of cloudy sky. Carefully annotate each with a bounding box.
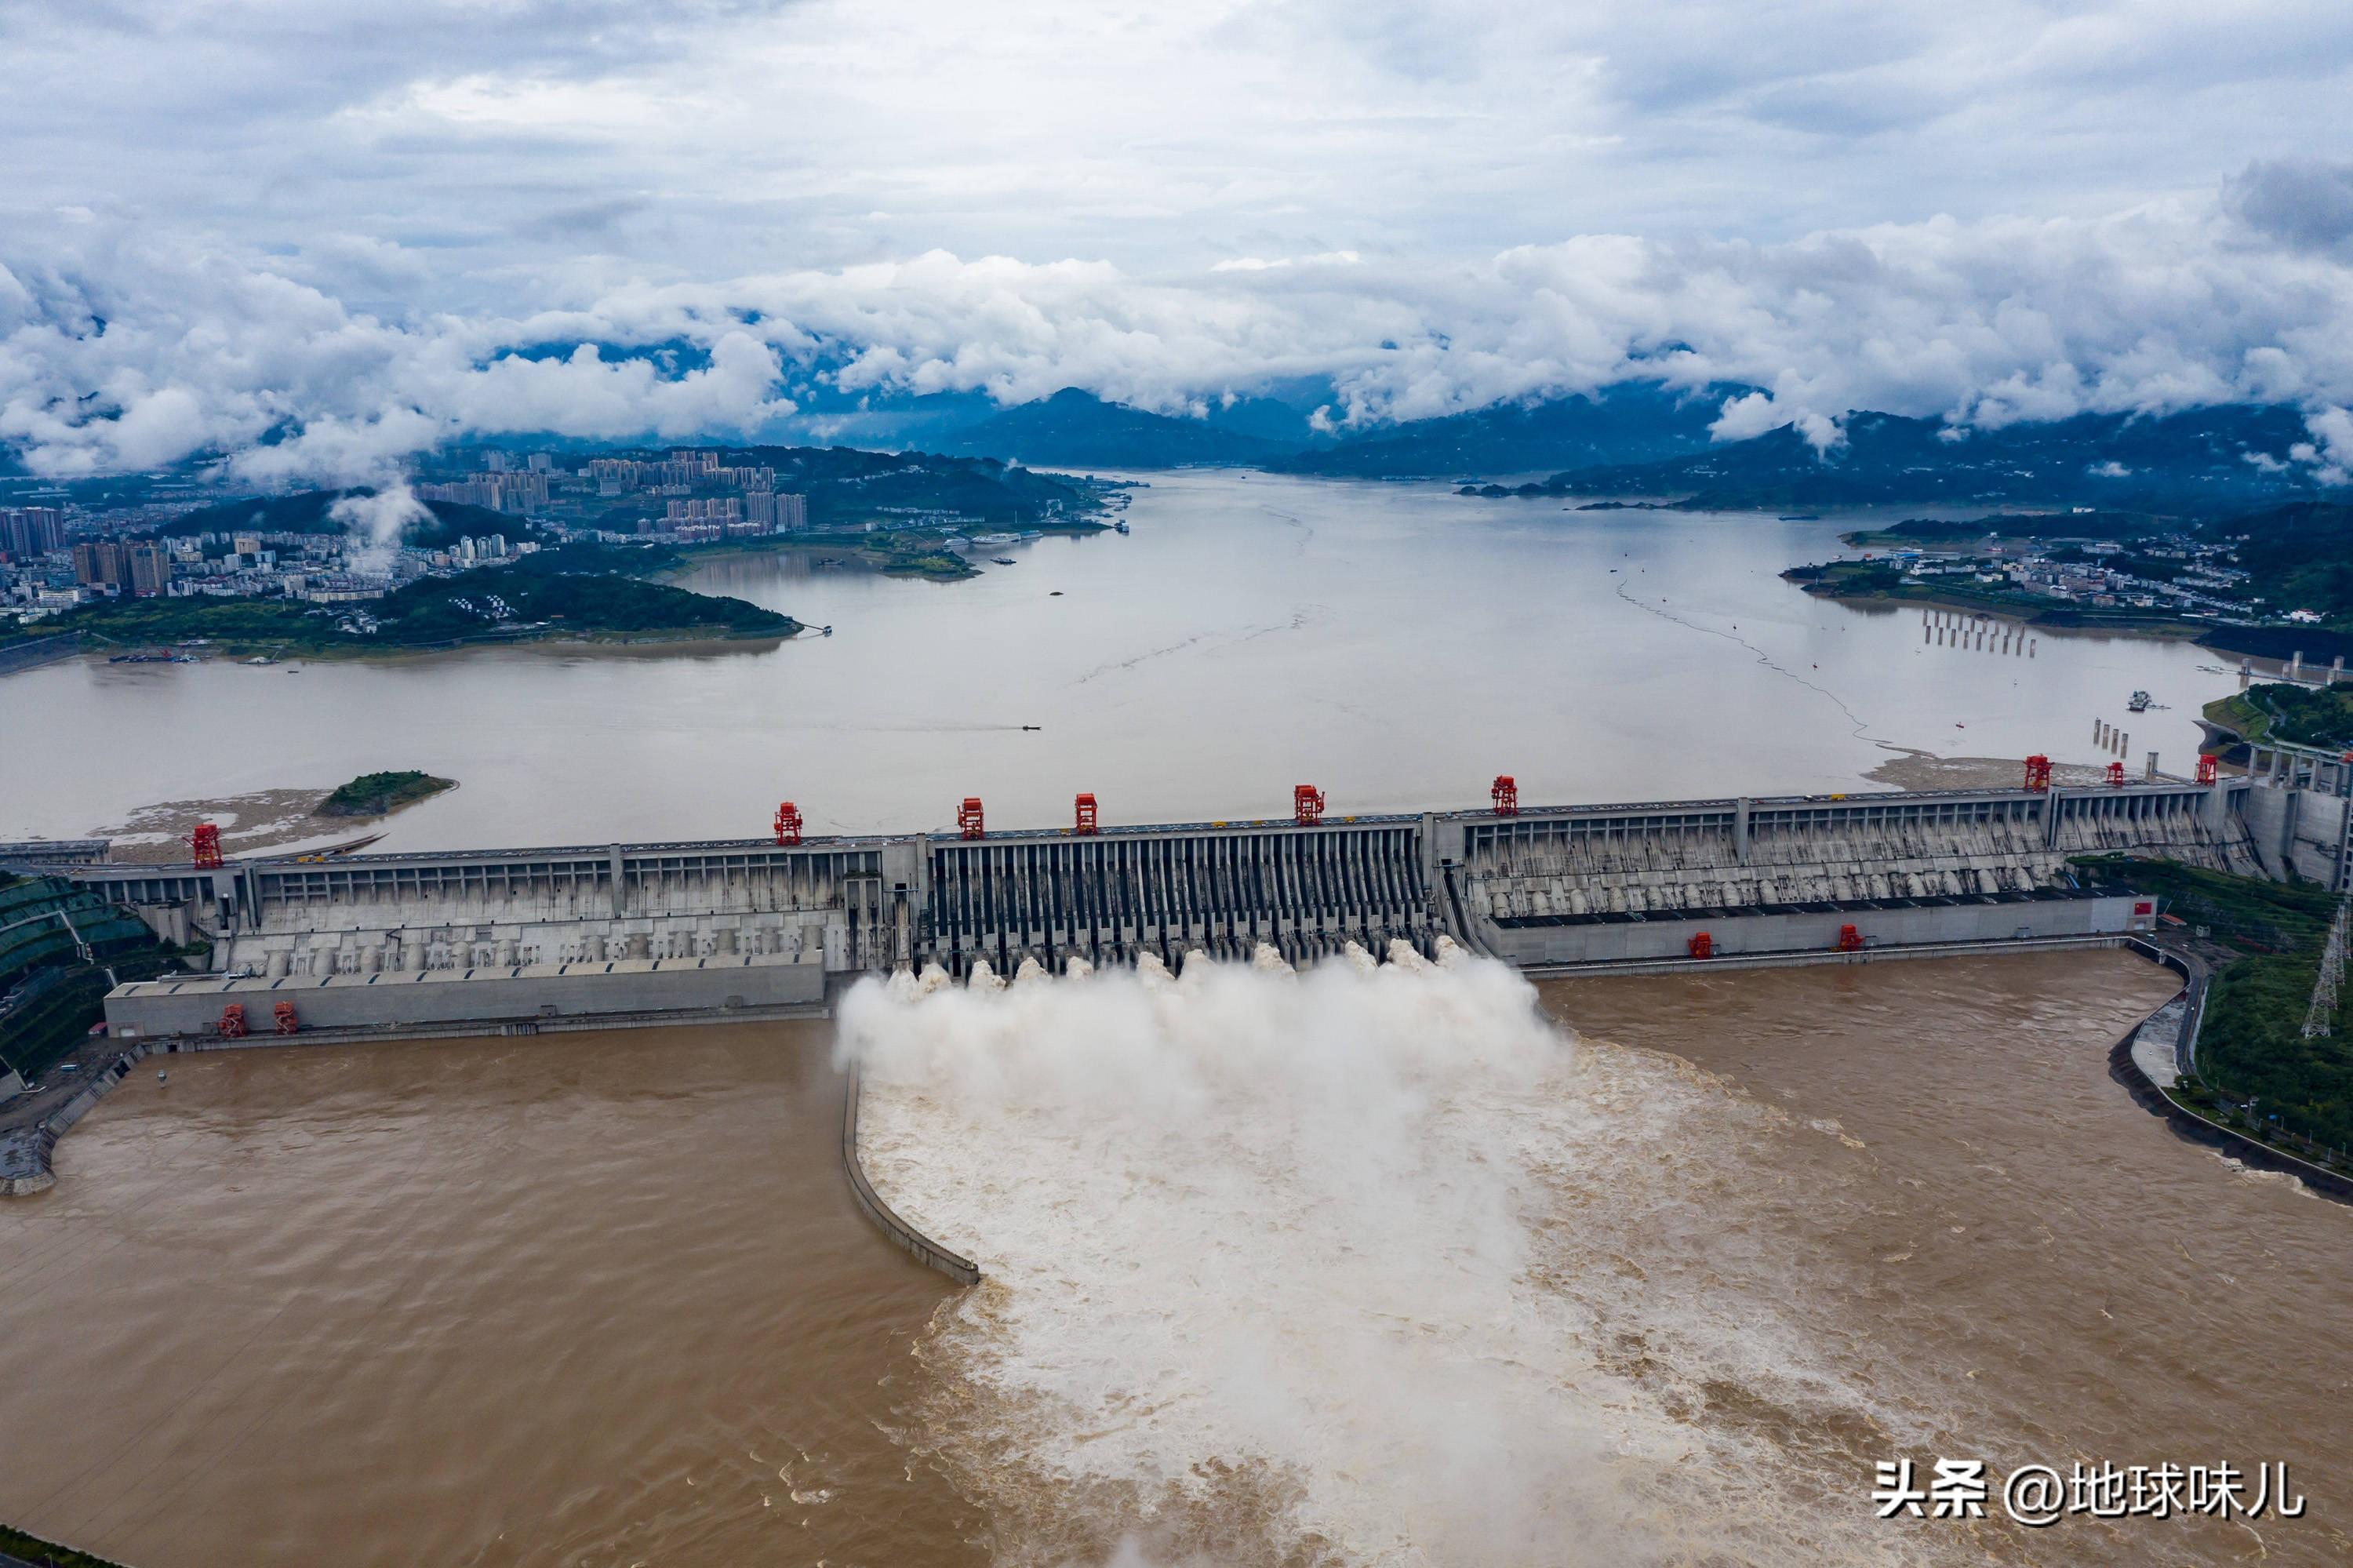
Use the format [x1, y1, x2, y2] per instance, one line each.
[3, 0, 2351, 478]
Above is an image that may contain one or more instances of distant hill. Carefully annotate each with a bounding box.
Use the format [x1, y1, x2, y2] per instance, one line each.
[2218, 499, 2353, 625]
[157, 490, 531, 549]
[937, 388, 1294, 468]
[716, 444, 1110, 525]
[1517, 404, 2321, 509]
[1278, 384, 1739, 478]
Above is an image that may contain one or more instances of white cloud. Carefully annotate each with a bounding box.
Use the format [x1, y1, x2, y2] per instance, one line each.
[9, 180, 2353, 481]
[5, 0, 2353, 482]
[2300, 406, 2353, 486]
[327, 480, 431, 576]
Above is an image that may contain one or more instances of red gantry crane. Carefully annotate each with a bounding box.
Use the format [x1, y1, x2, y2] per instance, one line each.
[773, 801, 803, 846]
[1293, 784, 1326, 826]
[958, 797, 985, 839]
[1491, 775, 1518, 816]
[1074, 792, 1099, 835]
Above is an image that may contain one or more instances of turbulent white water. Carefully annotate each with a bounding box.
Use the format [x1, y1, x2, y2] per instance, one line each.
[842, 944, 1942, 1567]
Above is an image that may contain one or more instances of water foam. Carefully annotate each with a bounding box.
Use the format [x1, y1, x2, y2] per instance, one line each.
[842, 944, 1935, 1566]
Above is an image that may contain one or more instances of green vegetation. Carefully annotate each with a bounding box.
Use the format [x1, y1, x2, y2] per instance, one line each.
[2076, 859, 2352, 1159]
[372, 566, 792, 645]
[1839, 511, 2161, 550]
[56, 558, 794, 656]
[156, 489, 536, 550]
[569, 446, 1115, 537]
[750, 446, 1107, 531]
[0, 1521, 132, 1568]
[318, 770, 456, 818]
[2228, 501, 2353, 630]
[59, 595, 327, 650]
[1837, 500, 2353, 639]
[876, 550, 979, 580]
[1780, 558, 2188, 630]
[2204, 682, 2353, 751]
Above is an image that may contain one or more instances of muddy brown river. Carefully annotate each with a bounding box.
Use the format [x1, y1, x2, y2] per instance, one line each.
[1, 950, 2344, 1566]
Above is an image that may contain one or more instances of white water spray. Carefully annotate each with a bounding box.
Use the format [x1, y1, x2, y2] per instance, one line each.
[842, 944, 1929, 1566]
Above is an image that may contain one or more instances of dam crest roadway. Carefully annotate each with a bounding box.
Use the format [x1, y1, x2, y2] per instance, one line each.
[49, 754, 2351, 1047]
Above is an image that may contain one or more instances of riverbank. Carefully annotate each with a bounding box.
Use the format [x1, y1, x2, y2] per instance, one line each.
[2, 1521, 128, 1568]
[0, 632, 82, 678]
[2202, 682, 2353, 753]
[56, 562, 799, 661]
[2078, 857, 2353, 1183]
[0, 1040, 150, 1196]
[2108, 939, 2353, 1202]
[1784, 560, 2206, 636]
[657, 520, 1115, 584]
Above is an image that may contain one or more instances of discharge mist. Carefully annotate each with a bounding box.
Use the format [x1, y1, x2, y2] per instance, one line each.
[842, 944, 1951, 1567]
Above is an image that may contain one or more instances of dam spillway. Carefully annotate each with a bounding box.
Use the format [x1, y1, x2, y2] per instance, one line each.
[49, 765, 2351, 1044]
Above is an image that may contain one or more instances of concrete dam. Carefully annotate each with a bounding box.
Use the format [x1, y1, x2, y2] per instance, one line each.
[56, 757, 2351, 1046]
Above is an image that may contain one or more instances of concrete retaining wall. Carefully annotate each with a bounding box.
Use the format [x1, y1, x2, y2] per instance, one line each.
[0, 631, 81, 678]
[2106, 948, 2353, 1204]
[840, 1063, 979, 1286]
[0, 1042, 151, 1196]
[1482, 892, 2151, 968]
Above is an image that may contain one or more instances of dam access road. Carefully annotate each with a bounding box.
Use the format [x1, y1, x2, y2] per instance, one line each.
[35, 744, 2345, 1047]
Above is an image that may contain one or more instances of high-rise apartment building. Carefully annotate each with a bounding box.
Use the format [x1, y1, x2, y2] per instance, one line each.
[71, 540, 127, 587]
[2, 507, 66, 560]
[747, 492, 809, 531]
[127, 540, 172, 597]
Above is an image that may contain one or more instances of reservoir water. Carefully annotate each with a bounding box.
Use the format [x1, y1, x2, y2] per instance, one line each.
[2, 954, 2345, 1565]
[2, 473, 2340, 1565]
[0, 472, 2242, 849]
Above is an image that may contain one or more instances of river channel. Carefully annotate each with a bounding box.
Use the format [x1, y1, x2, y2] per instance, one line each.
[1, 953, 2345, 1565]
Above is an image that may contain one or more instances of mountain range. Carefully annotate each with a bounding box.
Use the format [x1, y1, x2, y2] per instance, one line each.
[914, 386, 2331, 511]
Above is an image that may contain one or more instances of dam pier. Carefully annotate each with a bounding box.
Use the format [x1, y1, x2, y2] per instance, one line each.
[42, 760, 2344, 1045]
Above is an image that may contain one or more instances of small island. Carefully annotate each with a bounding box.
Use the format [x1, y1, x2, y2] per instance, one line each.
[318, 771, 458, 819]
